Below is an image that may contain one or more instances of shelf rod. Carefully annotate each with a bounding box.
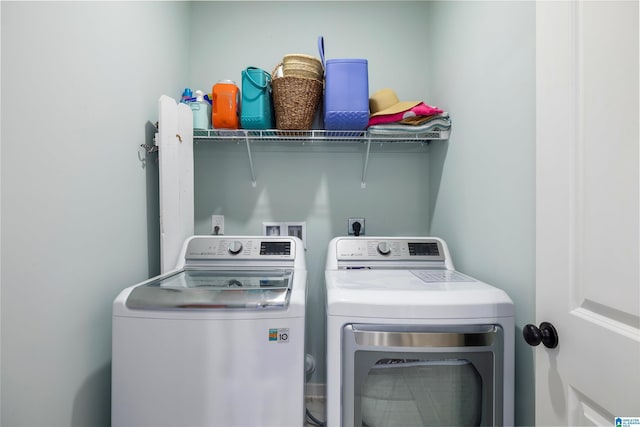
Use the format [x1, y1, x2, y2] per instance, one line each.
[244, 136, 257, 187]
[361, 138, 372, 189]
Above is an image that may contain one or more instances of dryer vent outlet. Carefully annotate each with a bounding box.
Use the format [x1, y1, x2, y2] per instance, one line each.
[348, 218, 365, 236]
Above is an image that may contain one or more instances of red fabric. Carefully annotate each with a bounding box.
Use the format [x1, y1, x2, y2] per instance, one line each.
[368, 103, 443, 126]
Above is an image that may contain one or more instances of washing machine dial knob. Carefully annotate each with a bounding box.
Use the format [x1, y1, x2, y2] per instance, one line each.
[377, 241, 392, 255]
[228, 240, 243, 255]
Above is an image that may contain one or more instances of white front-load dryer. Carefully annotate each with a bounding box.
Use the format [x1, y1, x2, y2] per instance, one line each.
[112, 235, 306, 427]
[325, 236, 514, 427]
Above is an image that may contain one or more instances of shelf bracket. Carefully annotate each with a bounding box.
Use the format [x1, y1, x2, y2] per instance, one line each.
[361, 137, 372, 189]
[244, 135, 257, 187]
[192, 127, 450, 189]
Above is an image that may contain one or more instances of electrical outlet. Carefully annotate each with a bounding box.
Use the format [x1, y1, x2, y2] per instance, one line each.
[348, 218, 365, 236]
[211, 215, 224, 235]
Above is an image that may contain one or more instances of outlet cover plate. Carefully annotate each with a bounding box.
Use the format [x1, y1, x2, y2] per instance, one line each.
[262, 221, 307, 248]
[211, 215, 224, 235]
[348, 218, 365, 235]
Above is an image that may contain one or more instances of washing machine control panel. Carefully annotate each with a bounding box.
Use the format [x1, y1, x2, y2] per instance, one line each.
[336, 238, 446, 261]
[185, 237, 295, 260]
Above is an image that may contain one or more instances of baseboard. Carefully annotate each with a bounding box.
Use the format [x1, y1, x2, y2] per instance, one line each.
[305, 382, 326, 400]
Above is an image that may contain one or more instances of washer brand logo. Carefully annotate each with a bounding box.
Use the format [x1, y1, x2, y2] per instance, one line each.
[268, 328, 289, 343]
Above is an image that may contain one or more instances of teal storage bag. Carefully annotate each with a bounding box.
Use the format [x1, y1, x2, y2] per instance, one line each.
[241, 67, 274, 130]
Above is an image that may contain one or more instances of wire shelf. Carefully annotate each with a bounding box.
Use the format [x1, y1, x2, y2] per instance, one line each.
[192, 128, 449, 144]
[148, 127, 450, 188]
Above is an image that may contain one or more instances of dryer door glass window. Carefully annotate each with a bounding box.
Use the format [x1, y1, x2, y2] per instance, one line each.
[358, 357, 483, 427]
[343, 324, 503, 427]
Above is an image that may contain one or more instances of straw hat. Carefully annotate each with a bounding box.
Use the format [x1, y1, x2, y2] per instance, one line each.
[369, 88, 421, 117]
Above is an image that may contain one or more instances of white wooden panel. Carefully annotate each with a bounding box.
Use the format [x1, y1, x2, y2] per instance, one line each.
[577, 0, 639, 318]
[158, 95, 194, 273]
[536, 1, 640, 425]
[568, 387, 613, 427]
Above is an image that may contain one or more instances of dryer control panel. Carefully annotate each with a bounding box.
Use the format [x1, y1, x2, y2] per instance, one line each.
[335, 237, 446, 262]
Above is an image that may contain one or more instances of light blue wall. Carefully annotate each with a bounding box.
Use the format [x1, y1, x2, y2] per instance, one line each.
[1, 2, 189, 425]
[187, 2, 433, 103]
[427, 2, 536, 425]
[1, 2, 535, 426]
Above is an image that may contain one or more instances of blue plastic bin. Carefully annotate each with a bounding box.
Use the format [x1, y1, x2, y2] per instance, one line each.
[323, 59, 369, 130]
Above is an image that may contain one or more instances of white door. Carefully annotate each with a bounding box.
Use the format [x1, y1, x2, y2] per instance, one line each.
[535, 1, 639, 425]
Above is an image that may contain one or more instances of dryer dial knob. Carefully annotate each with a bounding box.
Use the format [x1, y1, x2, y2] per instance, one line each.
[377, 241, 391, 255]
[228, 240, 243, 255]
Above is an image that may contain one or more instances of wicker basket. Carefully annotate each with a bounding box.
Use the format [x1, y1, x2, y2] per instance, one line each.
[282, 54, 323, 81]
[271, 76, 323, 130]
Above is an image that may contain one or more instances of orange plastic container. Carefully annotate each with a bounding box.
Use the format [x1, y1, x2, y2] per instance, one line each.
[212, 80, 239, 129]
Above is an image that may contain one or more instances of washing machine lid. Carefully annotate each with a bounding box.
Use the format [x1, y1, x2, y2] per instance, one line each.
[329, 269, 480, 290]
[325, 269, 514, 319]
[126, 268, 293, 310]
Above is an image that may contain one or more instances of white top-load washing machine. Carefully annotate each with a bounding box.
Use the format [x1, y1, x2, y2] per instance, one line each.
[112, 235, 306, 427]
[325, 236, 514, 427]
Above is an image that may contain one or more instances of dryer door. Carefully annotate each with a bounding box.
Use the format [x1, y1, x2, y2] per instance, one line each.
[342, 324, 503, 427]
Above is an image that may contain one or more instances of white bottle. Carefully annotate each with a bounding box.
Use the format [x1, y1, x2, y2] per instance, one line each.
[190, 89, 211, 129]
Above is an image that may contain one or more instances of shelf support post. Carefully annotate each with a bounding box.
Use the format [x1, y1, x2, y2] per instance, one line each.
[244, 134, 257, 187]
[361, 137, 372, 189]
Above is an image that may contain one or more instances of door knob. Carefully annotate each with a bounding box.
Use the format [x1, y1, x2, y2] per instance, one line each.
[523, 322, 559, 348]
